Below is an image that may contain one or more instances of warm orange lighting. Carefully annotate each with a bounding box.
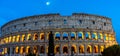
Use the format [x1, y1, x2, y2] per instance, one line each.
[22, 35, 25, 42]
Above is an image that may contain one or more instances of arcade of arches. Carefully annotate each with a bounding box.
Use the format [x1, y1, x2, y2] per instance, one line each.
[0, 31, 116, 55]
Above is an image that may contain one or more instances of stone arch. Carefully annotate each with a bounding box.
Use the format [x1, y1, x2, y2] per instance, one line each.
[26, 46, 30, 54]
[100, 46, 104, 53]
[71, 45, 77, 53]
[55, 45, 60, 54]
[16, 35, 20, 42]
[87, 45, 92, 53]
[4, 48, 7, 54]
[12, 36, 16, 42]
[99, 33, 103, 40]
[55, 32, 60, 40]
[63, 32, 68, 40]
[40, 33, 45, 40]
[20, 46, 24, 54]
[85, 32, 90, 40]
[33, 46, 37, 54]
[33, 33, 38, 40]
[79, 45, 84, 53]
[63, 45, 68, 54]
[78, 32, 84, 39]
[98, 33, 101, 39]
[106, 34, 109, 41]
[9, 36, 12, 42]
[15, 46, 19, 54]
[94, 45, 98, 53]
[92, 33, 97, 40]
[22, 35, 25, 42]
[70, 32, 76, 40]
[27, 34, 31, 41]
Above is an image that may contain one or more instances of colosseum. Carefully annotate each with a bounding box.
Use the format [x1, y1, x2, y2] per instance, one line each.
[0, 13, 117, 56]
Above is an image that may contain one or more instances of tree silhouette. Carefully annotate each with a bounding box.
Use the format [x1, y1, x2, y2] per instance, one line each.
[48, 31, 54, 56]
[102, 45, 120, 56]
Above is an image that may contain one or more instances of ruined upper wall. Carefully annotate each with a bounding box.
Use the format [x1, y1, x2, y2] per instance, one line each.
[1, 13, 113, 36]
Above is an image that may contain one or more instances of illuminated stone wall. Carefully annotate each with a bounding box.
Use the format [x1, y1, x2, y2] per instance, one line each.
[0, 13, 117, 56]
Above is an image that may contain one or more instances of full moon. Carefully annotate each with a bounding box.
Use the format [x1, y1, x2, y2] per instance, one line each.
[46, 2, 50, 6]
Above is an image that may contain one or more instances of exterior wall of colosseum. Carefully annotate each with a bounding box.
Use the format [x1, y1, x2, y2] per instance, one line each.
[0, 13, 117, 56]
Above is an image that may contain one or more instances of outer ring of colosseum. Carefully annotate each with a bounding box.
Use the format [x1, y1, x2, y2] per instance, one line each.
[0, 13, 117, 56]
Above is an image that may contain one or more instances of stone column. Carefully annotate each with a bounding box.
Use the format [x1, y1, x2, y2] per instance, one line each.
[98, 45, 100, 55]
[25, 33, 27, 41]
[92, 44, 94, 56]
[60, 44, 62, 56]
[96, 32, 99, 41]
[83, 31, 86, 41]
[14, 47, 16, 56]
[31, 33, 34, 41]
[76, 44, 79, 55]
[84, 44, 87, 56]
[90, 31, 92, 41]
[68, 44, 71, 56]
[102, 32, 105, 42]
[60, 32, 62, 41]
[76, 32, 78, 41]
[20, 34, 23, 42]
[68, 32, 70, 41]
[38, 32, 40, 41]
[44, 44, 47, 56]
[10, 47, 13, 56]
[44, 32, 47, 42]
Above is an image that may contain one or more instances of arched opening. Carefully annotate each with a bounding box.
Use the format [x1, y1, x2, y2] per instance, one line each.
[27, 34, 31, 41]
[79, 45, 84, 53]
[98, 33, 101, 39]
[106, 34, 109, 41]
[71, 45, 76, 53]
[109, 34, 112, 41]
[12, 36, 16, 42]
[104, 35, 106, 41]
[6, 38, 9, 43]
[85, 32, 90, 40]
[15, 46, 19, 54]
[63, 32, 68, 40]
[33, 33, 38, 40]
[55, 45, 60, 54]
[87, 45, 92, 53]
[22, 35, 25, 42]
[4, 48, 7, 54]
[55, 32, 60, 40]
[71, 32, 76, 40]
[33, 46, 37, 54]
[40, 46, 44, 53]
[9, 36, 12, 42]
[92, 33, 97, 40]
[99, 33, 103, 40]
[94, 45, 98, 53]
[78, 32, 83, 39]
[63, 46, 68, 54]
[40, 33, 45, 40]
[26, 46, 30, 54]
[100, 46, 104, 53]
[20, 46, 24, 54]
[92, 33, 95, 39]
[16, 35, 20, 42]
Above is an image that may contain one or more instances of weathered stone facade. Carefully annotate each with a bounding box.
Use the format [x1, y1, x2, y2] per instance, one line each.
[0, 13, 117, 56]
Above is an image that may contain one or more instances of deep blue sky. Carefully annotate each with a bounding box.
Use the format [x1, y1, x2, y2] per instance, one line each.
[0, 0, 120, 43]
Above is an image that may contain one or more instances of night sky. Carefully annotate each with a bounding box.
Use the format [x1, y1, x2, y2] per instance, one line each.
[0, 0, 120, 44]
